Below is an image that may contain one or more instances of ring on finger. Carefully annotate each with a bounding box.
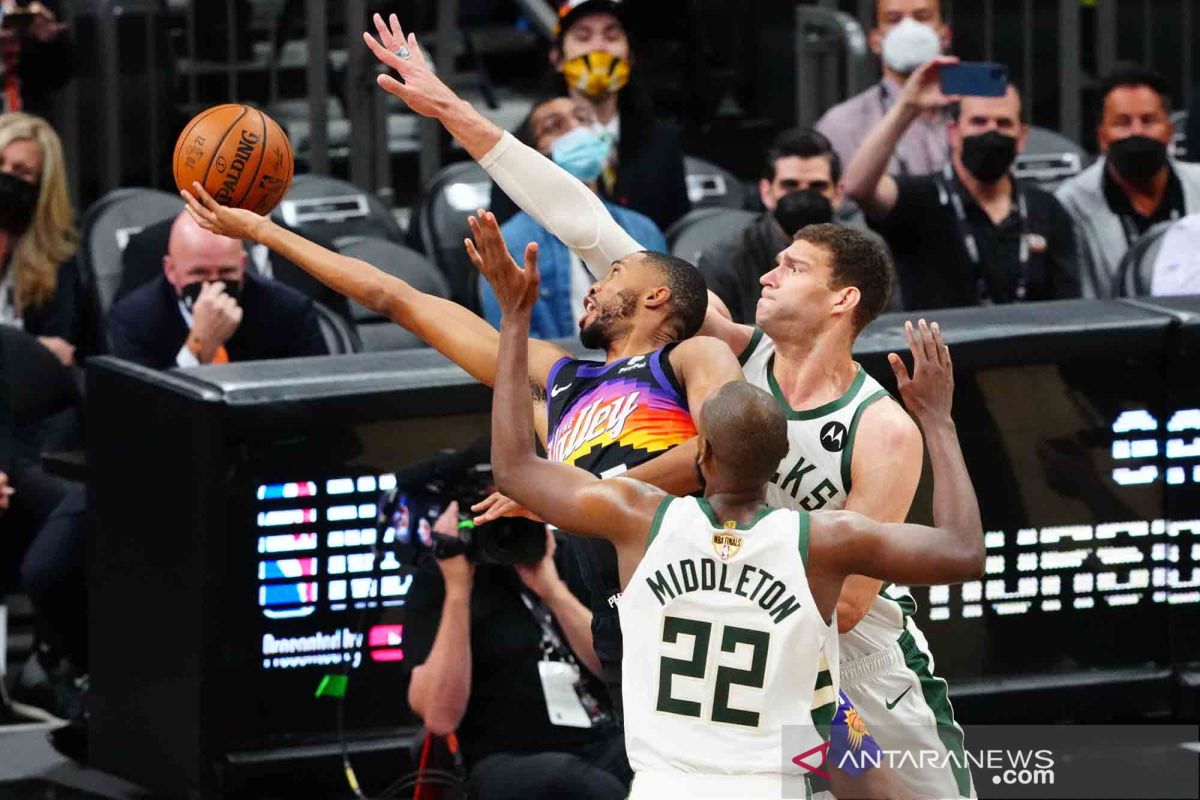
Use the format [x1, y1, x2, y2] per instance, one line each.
[394, 45, 411, 60]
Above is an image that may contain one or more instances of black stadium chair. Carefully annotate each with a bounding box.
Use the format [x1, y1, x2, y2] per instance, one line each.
[683, 155, 751, 210]
[667, 207, 759, 266]
[272, 174, 405, 245]
[1116, 219, 1178, 297]
[333, 236, 450, 352]
[413, 160, 493, 311]
[312, 300, 362, 355]
[75, 188, 186, 355]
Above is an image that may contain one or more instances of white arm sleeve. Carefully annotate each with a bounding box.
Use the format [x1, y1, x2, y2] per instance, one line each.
[479, 132, 645, 279]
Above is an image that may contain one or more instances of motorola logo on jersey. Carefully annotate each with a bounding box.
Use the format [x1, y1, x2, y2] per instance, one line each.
[820, 421, 848, 453]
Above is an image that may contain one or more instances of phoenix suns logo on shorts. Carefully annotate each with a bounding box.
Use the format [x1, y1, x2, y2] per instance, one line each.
[712, 525, 742, 562]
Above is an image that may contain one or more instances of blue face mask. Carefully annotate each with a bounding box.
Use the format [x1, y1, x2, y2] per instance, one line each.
[550, 126, 611, 183]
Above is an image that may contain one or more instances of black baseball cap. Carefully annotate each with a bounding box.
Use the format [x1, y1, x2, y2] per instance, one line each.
[554, 0, 625, 40]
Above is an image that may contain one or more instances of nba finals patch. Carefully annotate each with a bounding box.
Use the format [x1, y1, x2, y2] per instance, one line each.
[712, 528, 742, 562]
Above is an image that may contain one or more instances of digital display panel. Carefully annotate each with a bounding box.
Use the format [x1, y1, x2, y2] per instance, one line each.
[890, 358, 1200, 680]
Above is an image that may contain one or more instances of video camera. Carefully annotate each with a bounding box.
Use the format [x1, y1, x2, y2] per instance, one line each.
[381, 438, 547, 567]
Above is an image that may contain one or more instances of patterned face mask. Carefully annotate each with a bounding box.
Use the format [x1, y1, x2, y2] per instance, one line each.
[562, 50, 631, 98]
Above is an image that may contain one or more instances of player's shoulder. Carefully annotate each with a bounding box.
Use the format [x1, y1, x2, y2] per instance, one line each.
[669, 334, 742, 370]
[852, 394, 922, 457]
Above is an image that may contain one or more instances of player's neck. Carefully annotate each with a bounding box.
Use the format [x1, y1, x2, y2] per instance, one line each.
[770, 330, 858, 410]
[603, 327, 674, 362]
[702, 485, 770, 527]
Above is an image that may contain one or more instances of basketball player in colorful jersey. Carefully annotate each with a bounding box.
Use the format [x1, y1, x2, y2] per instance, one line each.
[356, 15, 973, 798]
[484, 232, 983, 799]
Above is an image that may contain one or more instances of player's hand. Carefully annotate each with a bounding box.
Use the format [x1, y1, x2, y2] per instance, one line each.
[515, 528, 563, 601]
[190, 281, 243, 362]
[182, 182, 266, 243]
[899, 56, 961, 113]
[432, 500, 474, 589]
[363, 13, 458, 119]
[464, 211, 540, 318]
[37, 336, 74, 367]
[888, 319, 953, 422]
[470, 491, 543, 526]
[0, 471, 14, 516]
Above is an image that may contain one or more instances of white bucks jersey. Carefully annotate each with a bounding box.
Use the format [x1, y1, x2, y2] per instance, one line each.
[740, 329, 919, 660]
[620, 496, 835, 776]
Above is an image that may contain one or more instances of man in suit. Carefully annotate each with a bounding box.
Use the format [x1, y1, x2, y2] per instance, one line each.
[107, 211, 327, 369]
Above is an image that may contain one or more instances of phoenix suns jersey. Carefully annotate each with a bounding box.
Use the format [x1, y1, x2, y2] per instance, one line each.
[545, 345, 697, 709]
[739, 329, 920, 661]
[620, 496, 834, 778]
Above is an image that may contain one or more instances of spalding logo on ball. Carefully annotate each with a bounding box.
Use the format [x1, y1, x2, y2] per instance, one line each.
[172, 104, 294, 216]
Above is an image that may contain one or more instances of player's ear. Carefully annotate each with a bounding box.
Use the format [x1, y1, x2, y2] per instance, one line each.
[644, 285, 671, 310]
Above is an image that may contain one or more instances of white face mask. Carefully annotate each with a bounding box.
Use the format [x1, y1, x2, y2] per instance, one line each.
[881, 17, 941, 75]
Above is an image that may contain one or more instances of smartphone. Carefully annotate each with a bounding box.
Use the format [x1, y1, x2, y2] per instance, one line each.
[939, 62, 1009, 98]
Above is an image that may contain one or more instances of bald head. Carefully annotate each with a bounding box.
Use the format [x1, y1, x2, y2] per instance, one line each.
[163, 210, 246, 293]
[699, 382, 789, 486]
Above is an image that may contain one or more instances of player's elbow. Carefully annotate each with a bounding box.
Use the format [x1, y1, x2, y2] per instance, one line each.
[953, 533, 986, 581]
[835, 595, 871, 633]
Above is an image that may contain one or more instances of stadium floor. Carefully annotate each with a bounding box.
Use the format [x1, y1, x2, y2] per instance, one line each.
[0, 723, 153, 799]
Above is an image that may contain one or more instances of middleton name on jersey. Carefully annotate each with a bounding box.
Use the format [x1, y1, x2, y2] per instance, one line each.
[643, 555, 803, 625]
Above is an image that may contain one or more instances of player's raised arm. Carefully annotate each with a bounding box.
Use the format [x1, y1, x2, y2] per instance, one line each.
[364, 13, 640, 279]
[811, 320, 984, 588]
[181, 186, 567, 398]
[488, 230, 665, 551]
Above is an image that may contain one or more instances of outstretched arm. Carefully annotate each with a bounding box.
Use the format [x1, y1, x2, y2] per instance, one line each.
[364, 14, 642, 279]
[486, 230, 665, 547]
[181, 187, 568, 397]
[811, 320, 983, 589]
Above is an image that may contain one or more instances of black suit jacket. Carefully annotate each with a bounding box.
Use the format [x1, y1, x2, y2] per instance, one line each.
[106, 271, 327, 370]
[487, 120, 692, 232]
[116, 218, 352, 323]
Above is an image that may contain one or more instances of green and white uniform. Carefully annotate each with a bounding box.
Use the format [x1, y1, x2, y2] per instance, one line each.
[740, 329, 976, 800]
[620, 496, 835, 800]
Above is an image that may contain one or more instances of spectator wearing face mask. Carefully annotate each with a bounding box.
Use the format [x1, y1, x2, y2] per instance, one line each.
[844, 58, 1080, 309]
[106, 211, 327, 369]
[477, 95, 666, 339]
[1055, 67, 1200, 298]
[489, 0, 690, 232]
[816, 0, 952, 177]
[697, 128, 873, 324]
[0, 112, 79, 366]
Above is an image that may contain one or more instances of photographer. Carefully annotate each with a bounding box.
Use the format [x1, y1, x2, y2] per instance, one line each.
[404, 500, 630, 800]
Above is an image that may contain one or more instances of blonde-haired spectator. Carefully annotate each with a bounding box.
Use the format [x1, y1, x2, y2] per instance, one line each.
[0, 111, 79, 365]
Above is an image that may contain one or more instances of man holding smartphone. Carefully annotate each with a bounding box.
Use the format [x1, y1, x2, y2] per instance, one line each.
[843, 57, 1081, 310]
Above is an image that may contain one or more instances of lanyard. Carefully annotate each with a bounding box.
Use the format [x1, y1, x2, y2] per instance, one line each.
[1117, 208, 1181, 248]
[519, 589, 575, 664]
[935, 164, 1031, 303]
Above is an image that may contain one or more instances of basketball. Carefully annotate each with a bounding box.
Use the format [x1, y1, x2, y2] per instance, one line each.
[172, 104, 294, 216]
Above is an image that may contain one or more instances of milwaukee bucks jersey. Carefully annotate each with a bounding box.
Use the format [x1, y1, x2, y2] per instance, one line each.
[620, 496, 834, 777]
[739, 329, 919, 661]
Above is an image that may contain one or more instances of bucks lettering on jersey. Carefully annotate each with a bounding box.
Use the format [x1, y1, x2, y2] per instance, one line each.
[739, 329, 919, 661]
[620, 496, 835, 776]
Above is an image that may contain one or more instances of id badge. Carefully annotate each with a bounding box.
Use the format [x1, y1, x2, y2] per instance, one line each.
[537, 660, 592, 728]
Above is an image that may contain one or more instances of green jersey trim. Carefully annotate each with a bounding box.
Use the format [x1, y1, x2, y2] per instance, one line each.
[695, 497, 773, 531]
[645, 495, 675, 551]
[797, 510, 811, 572]
[737, 327, 765, 366]
[900, 629, 971, 797]
[840, 388, 891, 494]
[766, 357, 868, 421]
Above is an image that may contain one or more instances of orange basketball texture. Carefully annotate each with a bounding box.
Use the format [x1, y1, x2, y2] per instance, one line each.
[172, 104, 294, 215]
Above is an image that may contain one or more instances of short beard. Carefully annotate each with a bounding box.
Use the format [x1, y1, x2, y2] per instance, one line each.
[579, 289, 638, 350]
